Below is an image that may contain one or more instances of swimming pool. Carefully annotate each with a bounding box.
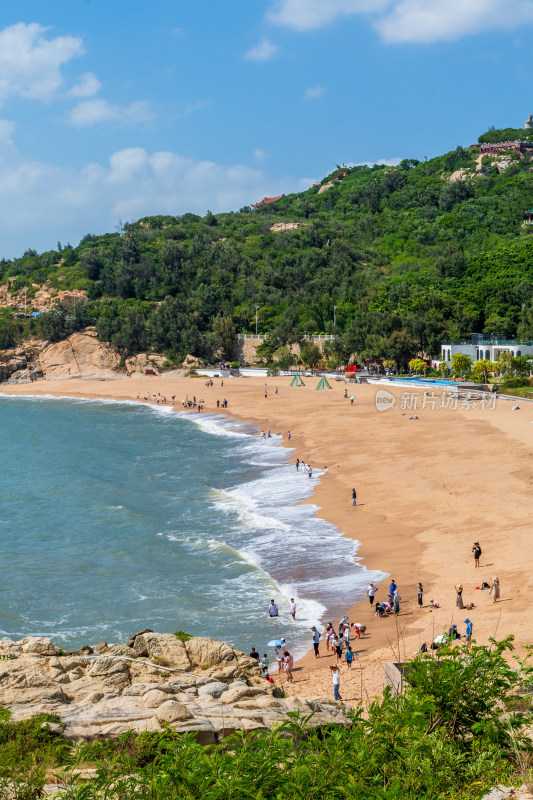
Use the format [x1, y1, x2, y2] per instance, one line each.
[387, 377, 461, 387]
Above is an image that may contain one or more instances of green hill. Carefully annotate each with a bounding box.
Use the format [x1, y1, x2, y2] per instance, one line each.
[2, 126, 533, 363]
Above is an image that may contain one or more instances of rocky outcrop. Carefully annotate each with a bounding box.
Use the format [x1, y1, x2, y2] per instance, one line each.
[0, 339, 46, 384]
[270, 222, 306, 232]
[0, 282, 87, 313]
[39, 331, 122, 380]
[0, 632, 350, 744]
[125, 352, 168, 377]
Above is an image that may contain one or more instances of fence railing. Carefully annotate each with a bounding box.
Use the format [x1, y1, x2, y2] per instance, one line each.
[237, 334, 336, 341]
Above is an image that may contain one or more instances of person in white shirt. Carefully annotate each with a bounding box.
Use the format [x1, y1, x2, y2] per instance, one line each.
[268, 599, 279, 617]
[367, 582, 378, 606]
[393, 590, 402, 615]
[289, 598, 296, 620]
[330, 665, 341, 700]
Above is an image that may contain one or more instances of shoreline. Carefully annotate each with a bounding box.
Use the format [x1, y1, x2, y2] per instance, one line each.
[2, 375, 533, 702]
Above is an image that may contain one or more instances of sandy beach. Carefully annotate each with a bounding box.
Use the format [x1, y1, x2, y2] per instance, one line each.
[3, 374, 533, 703]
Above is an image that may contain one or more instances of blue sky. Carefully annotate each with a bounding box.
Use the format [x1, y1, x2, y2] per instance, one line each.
[0, 0, 532, 257]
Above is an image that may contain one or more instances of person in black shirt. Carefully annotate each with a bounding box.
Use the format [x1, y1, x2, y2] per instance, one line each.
[249, 647, 260, 661]
[472, 542, 482, 568]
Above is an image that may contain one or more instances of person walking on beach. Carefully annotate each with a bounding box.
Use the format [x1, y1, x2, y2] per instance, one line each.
[296, 458, 299, 472]
[455, 584, 464, 609]
[330, 665, 342, 701]
[333, 634, 343, 665]
[352, 488, 357, 506]
[464, 617, 473, 647]
[417, 582, 423, 607]
[345, 646, 354, 670]
[491, 576, 500, 603]
[287, 431, 291, 440]
[393, 590, 402, 615]
[268, 600, 279, 617]
[284, 651, 294, 683]
[311, 626, 321, 658]
[289, 598, 296, 620]
[473, 542, 482, 568]
[324, 623, 332, 652]
[308, 466, 312, 479]
[388, 580, 397, 602]
[367, 582, 377, 606]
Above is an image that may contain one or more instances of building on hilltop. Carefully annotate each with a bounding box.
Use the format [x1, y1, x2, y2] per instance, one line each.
[526, 113, 533, 130]
[251, 194, 284, 209]
[478, 140, 533, 156]
[440, 334, 533, 364]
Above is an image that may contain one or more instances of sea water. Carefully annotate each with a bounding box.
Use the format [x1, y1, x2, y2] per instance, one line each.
[0, 396, 385, 658]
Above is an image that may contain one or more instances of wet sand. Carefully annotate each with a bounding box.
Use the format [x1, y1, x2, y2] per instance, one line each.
[3, 375, 533, 702]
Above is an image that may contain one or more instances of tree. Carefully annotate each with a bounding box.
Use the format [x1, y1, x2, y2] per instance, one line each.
[496, 352, 513, 374]
[300, 342, 322, 369]
[273, 345, 295, 371]
[451, 352, 473, 376]
[409, 358, 426, 374]
[387, 330, 418, 371]
[483, 313, 511, 336]
[213, 316, 236, 361]
[382, 358, 396, 371]
[471, 359, 495, 383]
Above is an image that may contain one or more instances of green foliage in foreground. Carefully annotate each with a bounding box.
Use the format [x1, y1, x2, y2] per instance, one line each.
[1, 638, 533, 799]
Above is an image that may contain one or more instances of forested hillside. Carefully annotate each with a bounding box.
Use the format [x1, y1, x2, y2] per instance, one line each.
[1, 126, 533, 364]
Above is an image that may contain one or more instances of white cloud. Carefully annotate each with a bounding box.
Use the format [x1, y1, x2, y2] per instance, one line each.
[178, 99, 209, 119]
[0, 22, 84, 104]
[244, 37, 279, 61]
[375, 0, 533, 43]
[69, 71, 101, 98]
[304, 85, 326, 100]
[0, 140, 301, 257]
[67, 99, 154, 127]
[267, 0, 381, 31]
[0, 119, 15, 146]
[253, 148, 268, 161]
[267, 0, 533, 42]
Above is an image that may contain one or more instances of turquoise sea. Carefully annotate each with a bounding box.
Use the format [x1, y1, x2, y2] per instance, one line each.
[0, 397, 384, 658]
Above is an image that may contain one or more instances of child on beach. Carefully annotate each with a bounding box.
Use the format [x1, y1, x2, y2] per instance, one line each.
[261, 654, 269, 677]
[345, 646, 354, 669]
[417, 583, 423, 607]
[289, 598, 296, 620]
[268, 600, 279, 617]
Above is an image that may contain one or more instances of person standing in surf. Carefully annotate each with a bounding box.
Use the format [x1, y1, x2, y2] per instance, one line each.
[289, 598, 296, 620]
[268, 600, 279, 617]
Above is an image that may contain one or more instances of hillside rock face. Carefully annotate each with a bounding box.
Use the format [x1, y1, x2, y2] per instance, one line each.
[0, 632, 349, 743]
[39, 332, 121, 380]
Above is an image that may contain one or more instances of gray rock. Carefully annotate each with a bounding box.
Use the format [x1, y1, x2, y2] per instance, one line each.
[20, 637, 60, 656]
[197, 681, 229, 699]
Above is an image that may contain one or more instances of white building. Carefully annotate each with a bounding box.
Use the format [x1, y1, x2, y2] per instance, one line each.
[440, 335, 533, 364]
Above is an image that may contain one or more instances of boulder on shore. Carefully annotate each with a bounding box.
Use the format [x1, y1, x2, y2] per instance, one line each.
[0, 631, 350, 743]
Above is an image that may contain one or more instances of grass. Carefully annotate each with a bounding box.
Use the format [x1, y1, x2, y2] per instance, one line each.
[173, 631, 193, 643]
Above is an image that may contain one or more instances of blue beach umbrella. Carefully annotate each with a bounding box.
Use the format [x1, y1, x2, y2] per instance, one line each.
[267, 640, 284, 647]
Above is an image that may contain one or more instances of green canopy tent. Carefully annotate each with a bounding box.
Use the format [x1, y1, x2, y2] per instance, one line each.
[290, 374, 305, 387]
[315, 376, 332, 390]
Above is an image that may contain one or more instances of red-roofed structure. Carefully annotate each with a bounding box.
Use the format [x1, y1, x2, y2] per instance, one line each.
[251, 193, 284, 208]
